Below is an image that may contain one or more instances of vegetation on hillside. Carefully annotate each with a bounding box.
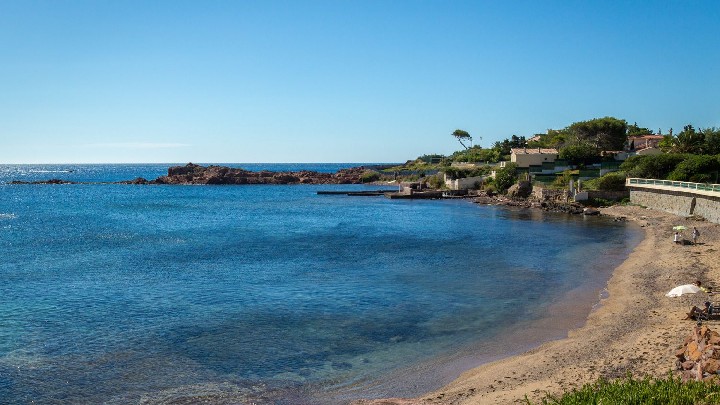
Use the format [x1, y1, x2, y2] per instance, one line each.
[380, 116, 719, 193]
[621, 154, 720, 183]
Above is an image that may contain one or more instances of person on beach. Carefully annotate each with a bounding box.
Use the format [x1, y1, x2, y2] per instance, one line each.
[693, 227, 700, 245]
[695, 280, 709, 293]
[674, 232, 681, 244]
[686, 301, 712, 321]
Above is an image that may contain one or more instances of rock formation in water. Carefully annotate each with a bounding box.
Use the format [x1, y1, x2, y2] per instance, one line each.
[8, 179, 77, 185]
[151, 163, 370, 185]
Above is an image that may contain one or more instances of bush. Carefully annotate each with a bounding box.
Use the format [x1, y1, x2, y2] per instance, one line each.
[360, 171, 381, 183]
[449, 146, 501, 163]
[528, 374, 720, 405]
[620, 154, 689, 179]
[583, 172, 627, 191]
[441, 166, 490, 180]
[667, 155, 720, 182]
[426, 174, 445, 189]
[494, 163, 518, 193]
[558, 144, 600, 165]
[552, 171, 575, 189]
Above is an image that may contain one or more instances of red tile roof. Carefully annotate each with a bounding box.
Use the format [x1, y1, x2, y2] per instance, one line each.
[510, 148, 558, 155]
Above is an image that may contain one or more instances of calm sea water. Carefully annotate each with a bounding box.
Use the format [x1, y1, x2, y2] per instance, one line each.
[0, 164, 641, 404]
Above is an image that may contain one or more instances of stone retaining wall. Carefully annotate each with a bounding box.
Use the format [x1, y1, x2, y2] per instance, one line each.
[532, 187, 568, 201]
[629, 188, 720, 224]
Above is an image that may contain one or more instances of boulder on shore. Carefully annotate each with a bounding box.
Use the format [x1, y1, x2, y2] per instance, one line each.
[507, 181, 533, 199]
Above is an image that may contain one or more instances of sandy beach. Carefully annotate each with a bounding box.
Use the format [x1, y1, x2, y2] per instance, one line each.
[358, 205, 720, 405]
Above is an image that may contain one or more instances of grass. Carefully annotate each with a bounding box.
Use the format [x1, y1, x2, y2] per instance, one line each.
[527, 374, 720, 405]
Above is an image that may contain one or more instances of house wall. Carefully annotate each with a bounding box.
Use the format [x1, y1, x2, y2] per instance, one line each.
[444, 174, 484, 190]
[511, 153, 558, 168]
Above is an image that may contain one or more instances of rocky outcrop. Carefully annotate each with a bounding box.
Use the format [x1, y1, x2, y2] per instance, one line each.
[473, 192, 592, 214]
[507, 181, 533, 199]
[675, 325, 720, 382]
[539, 200, 586, 214]
[8, 179, 76, 185]
[152, 163, 370, 185]
[117, 177, 150, 185]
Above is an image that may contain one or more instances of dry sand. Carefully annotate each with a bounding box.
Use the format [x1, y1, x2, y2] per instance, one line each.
[357, 205, 720, 405]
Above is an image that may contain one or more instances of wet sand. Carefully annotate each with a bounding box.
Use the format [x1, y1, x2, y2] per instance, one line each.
[357, 205, 720, 405]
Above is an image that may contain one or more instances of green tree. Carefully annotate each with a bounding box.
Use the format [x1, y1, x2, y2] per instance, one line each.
[558, 143, 599, 165]
[658, 135, 674, 152]
[700, 127, 720, 155]
[627, 122, 653, 137]
[670, 125, 705, 154]
[494, 163, 518, 193]
[667, 155, 720, 182]
[450, 146, 501, 163]
[491, 135, 527, 156]
[620, 154, 688, 179]
[566, 117, 628, 151]
[451, 129, 473, 150]
[545, 129, 568, 149]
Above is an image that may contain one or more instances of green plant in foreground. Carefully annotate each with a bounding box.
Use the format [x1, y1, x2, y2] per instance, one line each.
[527, 374, 720, 405]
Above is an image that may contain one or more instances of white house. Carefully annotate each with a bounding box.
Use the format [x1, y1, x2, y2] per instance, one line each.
[509, 148, 559, 168]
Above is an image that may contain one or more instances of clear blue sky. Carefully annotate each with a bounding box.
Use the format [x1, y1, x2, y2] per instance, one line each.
[1, 0, 718, 164]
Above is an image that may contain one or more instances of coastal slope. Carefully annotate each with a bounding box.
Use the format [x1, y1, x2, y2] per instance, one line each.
[358, 206, 720, 405]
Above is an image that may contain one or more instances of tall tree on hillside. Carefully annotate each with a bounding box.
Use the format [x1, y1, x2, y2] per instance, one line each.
[700, 127, 720, 155]
[451, 129, 473, 150]
[627, 122, 653, 137]
[566, 117, 628, 151]
[491, 135, 527, 156]
[671, 125, 705, 154]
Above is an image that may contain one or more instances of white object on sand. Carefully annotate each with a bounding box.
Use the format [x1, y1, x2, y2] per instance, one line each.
[665, 284, 702, 297]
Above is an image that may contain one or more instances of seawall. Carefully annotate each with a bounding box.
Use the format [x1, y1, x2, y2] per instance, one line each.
[629, 188, 720, 224]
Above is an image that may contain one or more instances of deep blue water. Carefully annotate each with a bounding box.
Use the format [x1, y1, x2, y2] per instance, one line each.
[0, 164, 641, 404]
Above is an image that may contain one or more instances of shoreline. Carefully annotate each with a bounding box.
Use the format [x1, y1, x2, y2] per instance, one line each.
[357, 205, 720, 404]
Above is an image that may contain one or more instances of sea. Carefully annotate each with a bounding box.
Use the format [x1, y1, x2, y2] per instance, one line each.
[0, 164, 642, 404]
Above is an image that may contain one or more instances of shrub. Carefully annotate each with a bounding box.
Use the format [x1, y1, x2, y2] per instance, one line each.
[552, 171, 575, 189]
[528, 373, 720, 405]
[620, 154, 688, 179]
[667, 155, 720, 182]
[558, 143, 600, 165]
[426, 174, 445, 189]
[360, 171, 381, 183]
[441, 166, 490, 180]
[494, 163, 518, 193]
[583, 172, 627, 191]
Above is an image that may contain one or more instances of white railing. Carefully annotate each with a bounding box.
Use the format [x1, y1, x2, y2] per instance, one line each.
[626, 178, 720, 194]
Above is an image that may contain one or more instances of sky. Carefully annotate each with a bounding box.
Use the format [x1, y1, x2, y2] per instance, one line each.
[1, 0, 718, 164]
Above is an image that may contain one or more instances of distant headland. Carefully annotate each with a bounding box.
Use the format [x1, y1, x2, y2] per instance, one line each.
[7, 163, 390, 185]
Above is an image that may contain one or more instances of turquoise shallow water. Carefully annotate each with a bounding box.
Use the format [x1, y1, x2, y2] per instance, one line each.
[0, 164, 641, 404]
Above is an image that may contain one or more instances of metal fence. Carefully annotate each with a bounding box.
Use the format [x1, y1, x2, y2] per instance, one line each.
[627, 178, 720, 193]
